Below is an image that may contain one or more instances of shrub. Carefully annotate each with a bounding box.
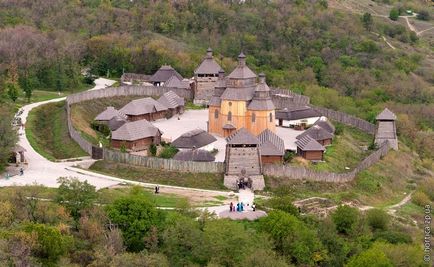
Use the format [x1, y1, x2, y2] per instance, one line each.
[331, 205, 360, 235]
[373, 230, 412, 244]
[334, 123, 344, 135]
[90, 121, 111, 136]
[416, 10, 430, 21]
[283, 151, 296, 162]
[149, 144, 157, 156]
[389, 8, 400, 21]
[412, 191, 430, 207]
[159, 145, 178, 159]
[266, 196, 299, 216]
[366, 209, 389, 231]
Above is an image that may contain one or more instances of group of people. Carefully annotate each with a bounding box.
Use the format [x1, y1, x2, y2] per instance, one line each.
[229, 202, 256, 212]
[237, 180, 250, 190]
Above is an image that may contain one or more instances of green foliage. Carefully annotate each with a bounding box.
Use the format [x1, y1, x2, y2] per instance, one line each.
[373, 230, 412, 244]
[361, 13, 373, 31]
[266, 196, 300, 216]
[366, 209, 389, 231]
[259, 210, 325, 265]
[55, 177, 97, 222]
[158, 144, 178, 159]
[416, 10, 430, 21]
[106, 191, 163, 252]
[331, 205, 360, 235]
[411, 190, 430, 207]
[90, 121, 111, 136]
[149, 144, 157, 156]
[283, 151, 296, 163]
[347, 243, 393, 267]
[0, 106, 17, 171]
[23, 223, 73, 265]
[334, 123, 344, 135]
[389, 8, 400, 21]
[120, 142, 127, 153]
[6, 81, 19, 102]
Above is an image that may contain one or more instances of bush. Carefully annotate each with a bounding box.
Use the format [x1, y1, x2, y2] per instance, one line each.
[334, 123, 344, 135]
[373, 230, 412, 244]
[412, 191, 430, 207]
[331, 205, 360, 235]
[283, 151, 296, 162]
[266, 196, 299, 216]
[90, 121, 111, 136]
[366, 209, 389, 231]
[416, 10, 430, 21]
[159, 144, 178, 159]
[389, 8, 400, 21]
[149, 144, 157, 156]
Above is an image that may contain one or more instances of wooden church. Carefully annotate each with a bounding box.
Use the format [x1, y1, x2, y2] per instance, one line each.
[208, 53, 276, 137]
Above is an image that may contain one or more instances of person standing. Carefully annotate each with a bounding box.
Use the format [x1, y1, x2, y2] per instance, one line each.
[252, 203, 256, 212]
[230, 202, 234, 212]
[19, 168, 24, 176]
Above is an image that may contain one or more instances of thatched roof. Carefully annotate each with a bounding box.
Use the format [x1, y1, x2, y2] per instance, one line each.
[149, 65, 183, 83]
[120, 97, 168, 116]
[173, 149, 215, 162]
[295, 135, 325, 151]
[171, 129, 217, 149]
[112, 120, 161, 141]
[257, 129, 285, 156]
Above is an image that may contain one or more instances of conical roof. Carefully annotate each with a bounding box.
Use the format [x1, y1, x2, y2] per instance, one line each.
[194, 48, 222, 75]
[376, 108, 396, 121]
[149, 65, 183, 83]
[227, 52, 257, 79]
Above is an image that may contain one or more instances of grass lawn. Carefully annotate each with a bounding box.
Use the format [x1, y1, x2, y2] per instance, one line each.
[0, 186, 58, 200]
[290, 124, 373, 172]
[89, 160, 226, 191]
[26, 101, 87, 160]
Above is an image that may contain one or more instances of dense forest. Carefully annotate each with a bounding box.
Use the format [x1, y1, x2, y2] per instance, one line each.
[0, 179, 429, 266]
[0, 0, 432, 167]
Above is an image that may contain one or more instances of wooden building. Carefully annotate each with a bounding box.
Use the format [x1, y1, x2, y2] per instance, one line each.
[375, 108, 398, 150]
[296, 125, 334, 146]
[313, 118, 335, 134]
[111, 120, 162, 151]
[295, 135, 325, 161]
[94, 106, 126, 123]
[275, 106, 321, 130]
[225, 128, 261, 176]
[257, 129, 285, 164]
[149, 65, 183, 86]
[173, 149, 215, 162]
[208, 53, 276, 137]
[194, 48, 222, 105]
[171, 129, 217, 151]
[157, 90, 185, 117]
[119, 97, 168, 121]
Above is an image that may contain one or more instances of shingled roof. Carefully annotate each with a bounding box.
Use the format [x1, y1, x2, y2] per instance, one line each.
[296, 125, 334, 141]
[275, 106, 320, 121]
[257, 129, 285, 156]
[149, 65, 183, 83]
[295, 135, 325, 151]
[120, 97, 168, 116]
[376, 108, 396, 121]
[108, 115, 127, 131]
[313, 118, 335, 134]
[227, 52, 257, 79]
[158, 91, 185, 109]
[194, 48, 222, 75]
[163, 75, 190, 89]
[112, 120, 161, 141]
[173, 149, 215, 162]
[171, 129, 217, 149]
[248, 73, 275, 111]
[220, 87, 255, 101]
[95, 107, 125, 121]
[226, 128, 259, 145]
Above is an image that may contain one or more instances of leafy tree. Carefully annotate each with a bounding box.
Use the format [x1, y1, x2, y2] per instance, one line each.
[23, 223, 73, 265]
[55, 177, 97, 223]
[0, 107, 17, 171]
[111, 252, 170, 267]
[240, 248, 289, 267]
[331, 205, 359, 235]
[106, 191, 164, 252]
[361, 13, 373, 31]
[259, 210, 325, 265]
[6, 80, 19, 102]
[266, 196, 300, 216]
[366, 209, 389, 231]
[389, 8, 399, 21]
[347, 244, 393, 267]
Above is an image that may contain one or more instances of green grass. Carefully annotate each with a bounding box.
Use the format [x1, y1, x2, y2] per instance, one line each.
[89, 160, 226, 191]
[0, 186, 58, 201]
[185, 101, 206, 110]
[26, 101, 87, 160]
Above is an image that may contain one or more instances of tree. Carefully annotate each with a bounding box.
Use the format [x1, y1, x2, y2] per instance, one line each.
[361, 13, 373, 31]
[6, 80, 19, 102]
[347, 244, 393, 267]
[389, 8, 399, 21]
[266, 196, 299, 216]
[0, 107, 17, 171]
[55, 177, 97, 223]
[105, 191, 163, 252]
[366, 209, 389, 231]
[23, 223, 73, 265]
[331, 205, 359, 235]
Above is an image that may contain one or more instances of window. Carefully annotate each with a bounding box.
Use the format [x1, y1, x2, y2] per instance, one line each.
[228, 111, 232, 121]
[269, 113, 273, 122]
[252, 113, 256, 123]
[214, 109, 219, 119]
[228, 102, 232, 107]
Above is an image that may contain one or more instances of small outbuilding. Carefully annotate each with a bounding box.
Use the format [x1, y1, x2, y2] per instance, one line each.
[149, 65, 183, 86]
[120, 97, 168, 121]
[313, 118, 335, 134]
[173, 149, 215, 162]
[296, 125, 334, 146]
[276, 106, 321, 130]
[111, 120, 162, 152]
[157, 91, 185, 117]
[163, 75, 190, 90]
[257, 129, 285, 164]
[95, 107, 126, 123]
[11, 145, 26, 164]
[171, 129, 217, 151]
[295, 135, 325, 161]
[108, 115, 127, 131]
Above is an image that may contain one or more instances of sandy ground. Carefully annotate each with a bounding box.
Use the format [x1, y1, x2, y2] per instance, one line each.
[152, 109, 304, 161]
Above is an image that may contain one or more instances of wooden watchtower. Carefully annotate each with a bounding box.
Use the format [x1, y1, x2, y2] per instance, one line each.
[374, 108, 398, 150]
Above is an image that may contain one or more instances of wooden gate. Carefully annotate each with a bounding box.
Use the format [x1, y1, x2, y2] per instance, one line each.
[91, 146, 103, 159]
